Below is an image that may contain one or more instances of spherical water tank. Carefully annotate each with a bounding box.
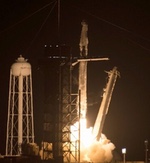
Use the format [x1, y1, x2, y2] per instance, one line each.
[11, 55, 31, 76]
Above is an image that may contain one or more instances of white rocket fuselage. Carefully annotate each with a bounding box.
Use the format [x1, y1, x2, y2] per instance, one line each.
[79, 61, 87, 118]
[79, 21, 88, 119]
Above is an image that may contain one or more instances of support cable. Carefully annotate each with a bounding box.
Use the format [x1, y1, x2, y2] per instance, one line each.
[25, 1, 57, 53]
[67, 3, 150, 52]
[0, 1, 56, 35]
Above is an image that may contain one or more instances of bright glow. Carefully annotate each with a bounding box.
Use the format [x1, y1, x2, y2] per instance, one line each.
[70, 117, 115, 162]
[80, 118, 93, 147]
[122, 148, 126, 154]
[70, 118, 93, 148]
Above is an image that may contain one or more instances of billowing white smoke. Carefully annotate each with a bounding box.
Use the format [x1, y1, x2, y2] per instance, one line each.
[71, 120, 115, 162]
[81, 134, 115, 162]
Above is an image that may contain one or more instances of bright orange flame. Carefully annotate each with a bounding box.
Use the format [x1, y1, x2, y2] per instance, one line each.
[70, 118, 93, 151]
[70, 117, 115, 162]
[80, 118, 93, 148]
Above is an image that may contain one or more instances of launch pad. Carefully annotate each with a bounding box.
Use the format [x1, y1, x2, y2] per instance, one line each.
[4, 22, 119, 163]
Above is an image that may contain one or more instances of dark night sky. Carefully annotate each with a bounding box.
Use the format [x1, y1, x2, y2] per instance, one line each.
[0, 0, 150, 161]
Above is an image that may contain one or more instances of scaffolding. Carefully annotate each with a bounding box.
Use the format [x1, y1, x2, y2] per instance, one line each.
[59, 57, 80, 163]
[40, 45, 80, 163]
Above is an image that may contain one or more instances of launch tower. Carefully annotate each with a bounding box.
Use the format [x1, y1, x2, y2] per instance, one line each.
[6, 55, 34, 155]
[39, 45, 80, 163]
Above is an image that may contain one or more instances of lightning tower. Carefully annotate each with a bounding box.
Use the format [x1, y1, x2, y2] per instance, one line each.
[6, 55, 34, 155]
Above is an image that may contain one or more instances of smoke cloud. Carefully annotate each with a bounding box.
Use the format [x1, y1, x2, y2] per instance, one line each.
[81, 134, 115, 162]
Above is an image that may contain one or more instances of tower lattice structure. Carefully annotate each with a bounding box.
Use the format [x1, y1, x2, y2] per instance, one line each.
[40, 45, 80, 163]
[6, 55, 34, 155]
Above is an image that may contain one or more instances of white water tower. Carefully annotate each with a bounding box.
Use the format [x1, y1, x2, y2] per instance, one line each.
[6, 55, 34, 155]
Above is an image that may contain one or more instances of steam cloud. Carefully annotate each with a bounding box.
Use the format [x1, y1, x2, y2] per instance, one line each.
[81, 134, 115, 162]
